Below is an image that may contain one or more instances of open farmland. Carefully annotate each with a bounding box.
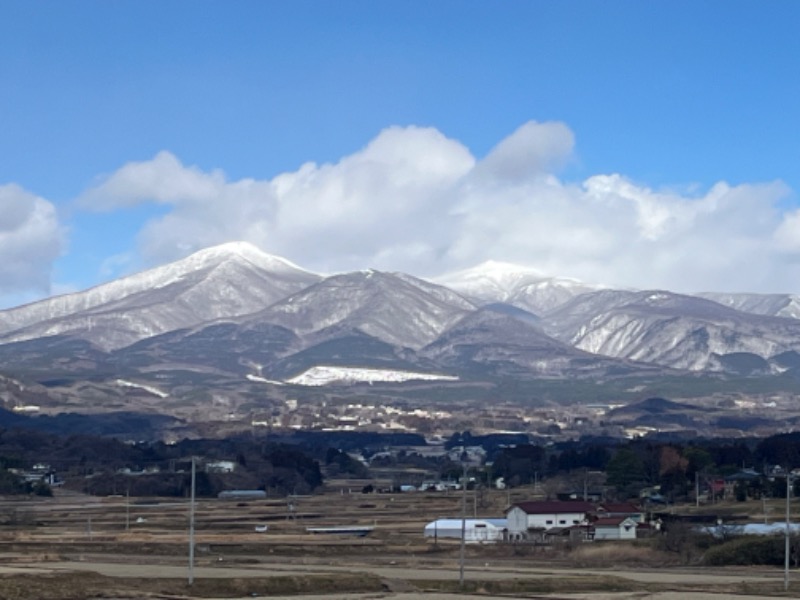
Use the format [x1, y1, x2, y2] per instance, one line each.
[0, 484, 798, 599]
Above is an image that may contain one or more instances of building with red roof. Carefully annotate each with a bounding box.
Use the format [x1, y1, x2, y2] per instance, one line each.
[506, 501, 594, 540]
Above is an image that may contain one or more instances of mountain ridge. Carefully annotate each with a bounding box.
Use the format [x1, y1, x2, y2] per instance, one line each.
[2, 242, 800, 414]
[0, 242, 321, 351]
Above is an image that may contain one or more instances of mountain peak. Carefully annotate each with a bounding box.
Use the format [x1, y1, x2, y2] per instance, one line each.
[183, 242, 316, 276]
[471, 259, 547, 276]
[432, 260, 599, 311]
[194, 240, 264, 258]
[0, 241, 321, 350]
[441, 260, 547, 282]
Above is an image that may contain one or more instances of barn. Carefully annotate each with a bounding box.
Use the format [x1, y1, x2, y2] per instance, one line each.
[424, 518, 507, 543]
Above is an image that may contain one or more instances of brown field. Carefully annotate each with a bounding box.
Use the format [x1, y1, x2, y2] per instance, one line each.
[0, 483, 797, 599]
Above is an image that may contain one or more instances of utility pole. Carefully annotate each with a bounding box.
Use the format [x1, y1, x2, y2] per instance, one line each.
[695, 472, 700, 508]
[459, 460, 467, 588]
[125, 485, 130, 531]
[189, 456, 196, 586]
[786, 472, 792, 593]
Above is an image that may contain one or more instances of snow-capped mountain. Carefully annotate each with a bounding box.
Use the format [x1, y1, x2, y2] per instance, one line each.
[421, 305, 656, 378]
[697, 292, 800, 320]
[253, 269, 477, 350]
[545, 289, 800, 371]
[0, 242, 320, 351]
[5, 241, 800, 414]
[433, 260, 605, 314]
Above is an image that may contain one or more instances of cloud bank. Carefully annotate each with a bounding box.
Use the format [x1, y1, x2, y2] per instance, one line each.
[0, 184, 65, 307]
[78, 121, 796, 293]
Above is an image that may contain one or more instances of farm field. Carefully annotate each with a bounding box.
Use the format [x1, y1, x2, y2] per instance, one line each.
[0, 483, 797, 599]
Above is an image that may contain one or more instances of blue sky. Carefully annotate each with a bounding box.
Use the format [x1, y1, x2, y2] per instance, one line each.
[1, 1, 800, 307]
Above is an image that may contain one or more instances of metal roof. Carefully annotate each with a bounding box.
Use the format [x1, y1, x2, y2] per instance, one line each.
[510, 500, 595, 514]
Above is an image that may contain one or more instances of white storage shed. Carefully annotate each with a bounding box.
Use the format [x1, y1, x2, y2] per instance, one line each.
[424, 518, 507, 543]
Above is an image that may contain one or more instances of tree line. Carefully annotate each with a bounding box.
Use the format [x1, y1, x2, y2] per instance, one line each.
[6, 423, 800, 501]
[487, 432, 800, 500]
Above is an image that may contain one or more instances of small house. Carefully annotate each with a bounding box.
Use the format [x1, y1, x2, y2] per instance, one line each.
[596, 502, 645, 523]
[592, 516, 638, 540]
[724, 469, 761, 499]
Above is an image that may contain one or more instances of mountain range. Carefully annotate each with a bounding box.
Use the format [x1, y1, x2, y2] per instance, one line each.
[2, 241, 800, 417]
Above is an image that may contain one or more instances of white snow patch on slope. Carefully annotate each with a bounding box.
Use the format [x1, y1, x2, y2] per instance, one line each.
[286, 366, 459, 386]
[247, 374, 285, 386]
[115, 379, 169, 398]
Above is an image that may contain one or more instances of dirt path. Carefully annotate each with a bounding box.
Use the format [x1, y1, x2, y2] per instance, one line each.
[0, 558, 793, 599]
[0, 557, 787, 586]
[220, 593, 786, 600]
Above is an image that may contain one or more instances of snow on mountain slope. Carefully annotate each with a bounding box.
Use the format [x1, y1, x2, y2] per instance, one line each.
[434, 261, 546, 300]
[391, 272, 476, 310]
[697, 292, 800, 320]
[5, 241, 800, 384]
[545, 290, 800, 371]
[422, 306, 593, 376]
[254, 270, 477, 350]
[113, 320, 303, 378]
[0, 242, 321, 350]
[433, 260, 604, 314]
[286, 365, 458, 386]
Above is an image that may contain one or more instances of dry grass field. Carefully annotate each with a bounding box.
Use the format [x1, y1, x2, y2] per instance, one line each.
[0, 483, 797, 599]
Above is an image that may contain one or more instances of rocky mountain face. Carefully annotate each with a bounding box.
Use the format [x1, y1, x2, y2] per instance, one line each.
[253, 270, 476, 349]
[697, 292, 800, 320]
[542, 290, 800, 372]
[2, 242, 800, 414]
[419, 306, 662, 379]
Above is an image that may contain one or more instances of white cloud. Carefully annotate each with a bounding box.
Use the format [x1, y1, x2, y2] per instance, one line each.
[78, 151, 226, 209]
[476, 120, 574, 182]
[773, 208, 800, 253]
[0, 184, 66, 306]
[76, 120, 799, 293]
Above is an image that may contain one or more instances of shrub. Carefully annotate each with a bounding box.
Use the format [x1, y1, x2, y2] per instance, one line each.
[703, 536, 785, 566]
[656, 521, 710, 564]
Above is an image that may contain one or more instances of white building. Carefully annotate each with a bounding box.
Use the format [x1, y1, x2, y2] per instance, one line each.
[206, 460, 236, 473]
[424, 518, 507, 543]
[506, 501, 594, 540]
[593, 517, 638, 540]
